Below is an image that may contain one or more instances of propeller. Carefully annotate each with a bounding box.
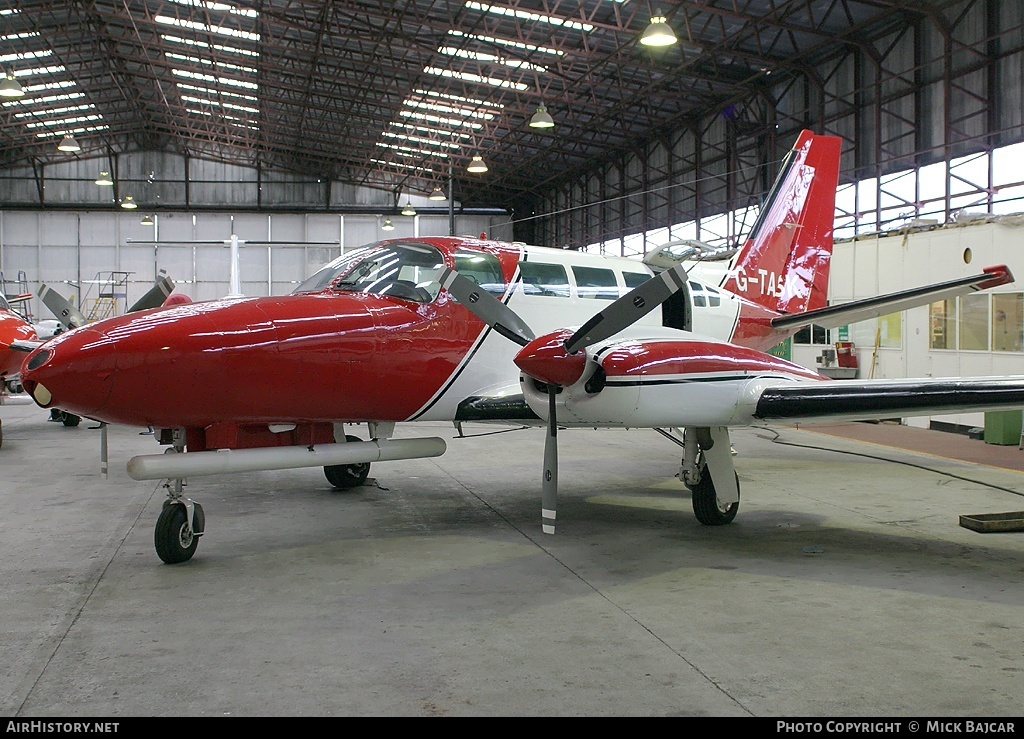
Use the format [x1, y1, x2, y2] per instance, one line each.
[128, 272, 175, 312]
[442, 261, 690, 534]
[37, 284, 87, 331]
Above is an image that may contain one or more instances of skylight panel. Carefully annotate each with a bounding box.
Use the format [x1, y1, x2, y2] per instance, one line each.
[0, 31, 38, 42]
[2, 91, 83, 108]
[370, 158, 436, 175]
[388, 121, 471, 139]
[18, 80, 77, 94]
[25, 114, 103, 129]
[161, 35, 260, 57]
[171, 68, 258, 90]
[0, 50, 51, 65]
[180, 94, 259, 113]
[376, 142, 449, 159]
[413, 88, 503, 109]
[381, 131, 460, 150]
[176, 83, 258, 101]
[14, 103, 95, 118]
[436, 47, 546, 73]
[167, 0, 259, 18]
[398, 110, 483, 129]
[165, 52, 257, 74]
[464, 1, 593, 32]
[33, 124, 108, 139]
[155, 16, 260, 42]
[447, 30, 563, 57]
[424, 66, 528, 91]
[404, 98, 494, 120]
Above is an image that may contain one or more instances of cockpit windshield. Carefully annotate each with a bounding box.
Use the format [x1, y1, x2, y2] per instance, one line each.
[292, 241, 446, 303]
[293, 241, 508, 303]
[0, 294, 10, 312]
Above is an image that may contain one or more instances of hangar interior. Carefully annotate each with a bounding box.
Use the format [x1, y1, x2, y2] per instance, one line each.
[2, 0, 1024, 719]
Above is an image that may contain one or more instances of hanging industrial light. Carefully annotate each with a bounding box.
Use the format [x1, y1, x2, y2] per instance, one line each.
[467, 154, 488, 173]
[57, 133, 80, 152]
[429, 187, 447, 201]
[381, 218, 395, 231]
[0, 72, 25, 98]
[95, 171, 114, 186]
[120, 195, 137, 209]
[529, 104, 555, 129]
[401, 201, 416, 216]
[640, 11, 677, 47]
[140, 214, 154, 226]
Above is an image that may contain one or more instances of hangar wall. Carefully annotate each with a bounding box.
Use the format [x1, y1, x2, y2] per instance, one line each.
[791, 216, 1024, 431]
[0, 209, 507, 318]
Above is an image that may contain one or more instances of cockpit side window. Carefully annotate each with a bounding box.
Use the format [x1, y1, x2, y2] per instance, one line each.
[453, 250, 505, 295]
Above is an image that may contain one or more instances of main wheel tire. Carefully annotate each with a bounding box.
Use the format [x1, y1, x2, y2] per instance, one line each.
[60, 412, 81, 427]
[324, 434, 370, 490]
[691, 470, 740, 526]
[154, 504, 199, 564]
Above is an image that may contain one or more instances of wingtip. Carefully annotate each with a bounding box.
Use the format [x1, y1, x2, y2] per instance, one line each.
[981, 264, 1014, 289]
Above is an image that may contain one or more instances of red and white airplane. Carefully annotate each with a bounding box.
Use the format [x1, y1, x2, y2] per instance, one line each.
[19, 130, 1024, 564]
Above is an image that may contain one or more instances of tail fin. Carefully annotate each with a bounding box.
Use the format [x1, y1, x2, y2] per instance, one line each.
[721, 130, 841, 315]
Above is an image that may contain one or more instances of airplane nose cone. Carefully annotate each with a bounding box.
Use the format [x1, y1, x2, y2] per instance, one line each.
[21, 326, 117, 416]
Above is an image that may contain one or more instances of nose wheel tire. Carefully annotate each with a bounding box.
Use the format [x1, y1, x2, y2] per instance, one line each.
[690, 471, 740, 526]
[154, 504, 199, 564]
[324, 435, 371, 490]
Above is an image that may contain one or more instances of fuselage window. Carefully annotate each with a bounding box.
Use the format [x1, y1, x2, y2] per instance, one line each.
[519, 262, 570, 298]
[453, 250, 505, 296]
[623, 272, 651, 290]
[571, 265, 618, 300]
[689, 280, 721, 308]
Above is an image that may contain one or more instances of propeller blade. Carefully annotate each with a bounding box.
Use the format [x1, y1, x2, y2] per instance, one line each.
[37, 284, 87, 330]
[438, 266, 535, 347]
[129, 274, 175, 313]
[541, 385, 558, 535]
[563, 262, 689, 355]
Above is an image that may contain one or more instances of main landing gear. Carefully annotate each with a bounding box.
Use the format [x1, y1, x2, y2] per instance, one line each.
[676, 426, 740, 526]
[323, 434, 371, 489]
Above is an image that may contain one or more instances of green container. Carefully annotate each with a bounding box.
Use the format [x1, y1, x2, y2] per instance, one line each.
[983, 410, 1023, 445]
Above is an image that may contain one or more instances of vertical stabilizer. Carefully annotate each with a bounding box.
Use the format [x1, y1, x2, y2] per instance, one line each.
[721, 130, 841, 315]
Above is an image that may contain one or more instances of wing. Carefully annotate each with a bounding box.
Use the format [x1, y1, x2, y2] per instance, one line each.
[771, 265, 1013, 330]
[753, 376, 1024, 424]
[533, 334, 1024, 430]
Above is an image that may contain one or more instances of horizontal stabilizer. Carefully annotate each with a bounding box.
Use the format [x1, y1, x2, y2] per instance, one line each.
[772, 265, 1014, 331]
[755, 375, 1024, 423]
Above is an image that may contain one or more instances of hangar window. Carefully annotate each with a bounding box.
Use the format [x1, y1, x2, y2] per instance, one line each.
[571, 265, 618, 300]
[993, 294, 1024, 352]
[929, 299, 956, 349]
[959, 293, 990, 350]
[794, 323, 829, 345]
[519, 262, 569, 297]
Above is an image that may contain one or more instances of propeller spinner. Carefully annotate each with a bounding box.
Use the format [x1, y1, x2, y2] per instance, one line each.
[442, 261, 690, 534]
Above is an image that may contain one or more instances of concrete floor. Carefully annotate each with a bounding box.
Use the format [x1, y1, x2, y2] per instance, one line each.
[2, 394, 1023, 717]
